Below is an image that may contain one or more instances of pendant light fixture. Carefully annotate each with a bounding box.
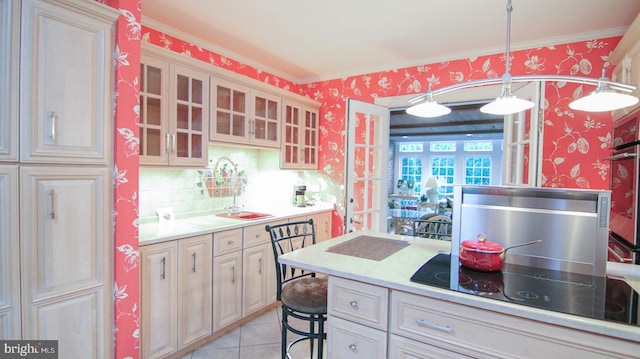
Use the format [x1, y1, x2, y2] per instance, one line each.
[479, 0, 534, 115]
[406, 0, 638, 118]
[406, 84, 451, 117]
[569, 70, 639, 112]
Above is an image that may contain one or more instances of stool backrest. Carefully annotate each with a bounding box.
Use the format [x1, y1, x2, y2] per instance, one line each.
[265, 219, 317, 300]
[413, 214, 452, 241]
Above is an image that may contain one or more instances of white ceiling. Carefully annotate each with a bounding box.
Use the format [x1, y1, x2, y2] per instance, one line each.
[141, 0, 640, 84]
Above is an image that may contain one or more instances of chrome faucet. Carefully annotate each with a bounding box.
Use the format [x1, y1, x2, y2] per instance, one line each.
[226, 192, 242, 215]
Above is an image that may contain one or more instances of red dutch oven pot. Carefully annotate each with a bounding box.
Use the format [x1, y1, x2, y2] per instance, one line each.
[459, 234, 541, 272]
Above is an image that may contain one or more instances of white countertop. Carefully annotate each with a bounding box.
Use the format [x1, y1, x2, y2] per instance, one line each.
[278, 230, 640, 343]
[138, 202, 334, 245]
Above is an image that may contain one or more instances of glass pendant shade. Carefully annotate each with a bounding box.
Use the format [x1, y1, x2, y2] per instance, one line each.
[406, 95, 452, 117]
[569, 88, 639, 112]
[480, 95, 535, 115]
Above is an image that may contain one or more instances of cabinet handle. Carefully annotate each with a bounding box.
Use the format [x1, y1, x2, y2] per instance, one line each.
[231, 266, 235, 284]
[160, 257, 166, 280]
[50, 111, 57, 142]
[258, 258, 262, 274]
[415, 319, 454, 333]
[348, 343, 357, 351]
[349, 300, 358, 309]
[165, 133, 170, 153]
[48, 190, 56, 220]
[191, 252, 196, 273]
[171, 134, 176, 153]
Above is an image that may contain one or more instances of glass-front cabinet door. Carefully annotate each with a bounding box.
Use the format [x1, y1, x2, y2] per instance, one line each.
[139, 56, 169, 165]
[210, 78, 250, 143]
[281, 100, 301, 168]
[251, 90, 280, 147]
[281, 99, 319, 169]
[170, 65, 208, 166]
[140, 55, 208, 167]
[301, 107, 319, 168]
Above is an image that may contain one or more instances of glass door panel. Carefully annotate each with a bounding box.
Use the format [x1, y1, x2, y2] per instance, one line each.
[345, 99, 389, 233]
[139, 58, 168, 164]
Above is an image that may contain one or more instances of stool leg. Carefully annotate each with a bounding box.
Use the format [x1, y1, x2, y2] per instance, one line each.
[281, 306, 288, 359]
[317, 315, 324, 359]
[308, 315, 315, 358]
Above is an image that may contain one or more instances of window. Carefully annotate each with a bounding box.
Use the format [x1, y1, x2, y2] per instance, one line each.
[399, 143, 423, 152]
[430, 142, 456, 152]
[465, 157, 491, 185]
[400, 157, 422, 194]
[464, 141, 493, 151]
[431, 156, 455, 196]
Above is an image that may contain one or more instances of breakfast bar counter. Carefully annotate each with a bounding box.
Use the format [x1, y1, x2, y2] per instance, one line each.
[279, 230, 640, 358]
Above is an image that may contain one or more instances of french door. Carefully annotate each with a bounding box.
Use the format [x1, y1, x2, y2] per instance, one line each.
[502, 82, 543, 186]
[345, 99, 389, 233]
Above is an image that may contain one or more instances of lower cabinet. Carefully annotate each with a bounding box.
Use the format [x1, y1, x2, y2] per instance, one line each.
[177, 236, 212, 347]
[327, 276, 389, 359]
[139, 210, 332, 355]
[140, 234, 212, 359]
[308, 210, 332, 242]
[328, 277, 640, 359]
[390, 291, 640, 359]
[140, 241, 178, 359]
[212, 229, 243, 331]
[388, 334, 472, 359]
[18, 166, 112, 359]
[328, 316, 387, 359]
[242, 222, 278, 316]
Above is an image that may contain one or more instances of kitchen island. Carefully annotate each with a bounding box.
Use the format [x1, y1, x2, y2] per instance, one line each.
[278, 231, 640, 359]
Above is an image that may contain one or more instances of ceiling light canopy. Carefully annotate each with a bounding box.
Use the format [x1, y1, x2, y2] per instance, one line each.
[406, 0, 638, 118]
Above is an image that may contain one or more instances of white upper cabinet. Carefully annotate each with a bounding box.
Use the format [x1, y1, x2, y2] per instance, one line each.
[19, 0, 115, 164]
[281, 99, 320, 169]
[210, 77, 281, 147]
[139, 53, 209, 167]
[0, 0, 19, 162]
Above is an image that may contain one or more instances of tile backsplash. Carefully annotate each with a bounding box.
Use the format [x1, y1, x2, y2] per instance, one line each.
[139, 145, 327, 222]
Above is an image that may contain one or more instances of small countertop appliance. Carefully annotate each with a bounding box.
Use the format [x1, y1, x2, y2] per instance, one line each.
[293, 185, 307, 207]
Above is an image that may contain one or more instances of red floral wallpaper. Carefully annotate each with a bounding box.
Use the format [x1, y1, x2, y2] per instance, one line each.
[101, 0, 141, 358]
[105, 13, 621, 357]
[310, 40, 617, 192]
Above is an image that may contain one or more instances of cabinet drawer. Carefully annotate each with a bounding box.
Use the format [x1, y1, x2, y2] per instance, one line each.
[328, 277, 388, 331]
[213, 229, 242, 256]
[389, 334, 473, 359]
[243, 222, 272, 248]
[390, 291, 639, 359]
[327, 316, 387, 359]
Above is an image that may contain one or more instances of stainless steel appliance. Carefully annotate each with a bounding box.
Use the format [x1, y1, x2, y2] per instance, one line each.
[411, 253, 639, 327]
[452, 185, 611, 277]
[607, 111, 640, 264]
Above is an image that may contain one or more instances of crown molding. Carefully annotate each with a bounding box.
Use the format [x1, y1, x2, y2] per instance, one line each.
[302, 27, 628, 84]
[142, 16, 305, 85]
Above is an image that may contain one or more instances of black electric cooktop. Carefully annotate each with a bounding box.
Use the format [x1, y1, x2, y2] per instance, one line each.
[411, 253, 639, 326]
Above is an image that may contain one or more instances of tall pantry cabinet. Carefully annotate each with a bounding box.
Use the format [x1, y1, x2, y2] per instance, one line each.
[0, 0, 117, 358]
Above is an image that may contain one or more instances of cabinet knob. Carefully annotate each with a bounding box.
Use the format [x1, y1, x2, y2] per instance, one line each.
[349, 300, 358, 309]
[348, 344, 357, 351]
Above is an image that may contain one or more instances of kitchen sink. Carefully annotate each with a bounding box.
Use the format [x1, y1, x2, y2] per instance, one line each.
[215, 211, 273, 220]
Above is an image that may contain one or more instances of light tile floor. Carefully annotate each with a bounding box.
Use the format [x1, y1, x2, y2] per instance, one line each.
[181, 307, 326, 359]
